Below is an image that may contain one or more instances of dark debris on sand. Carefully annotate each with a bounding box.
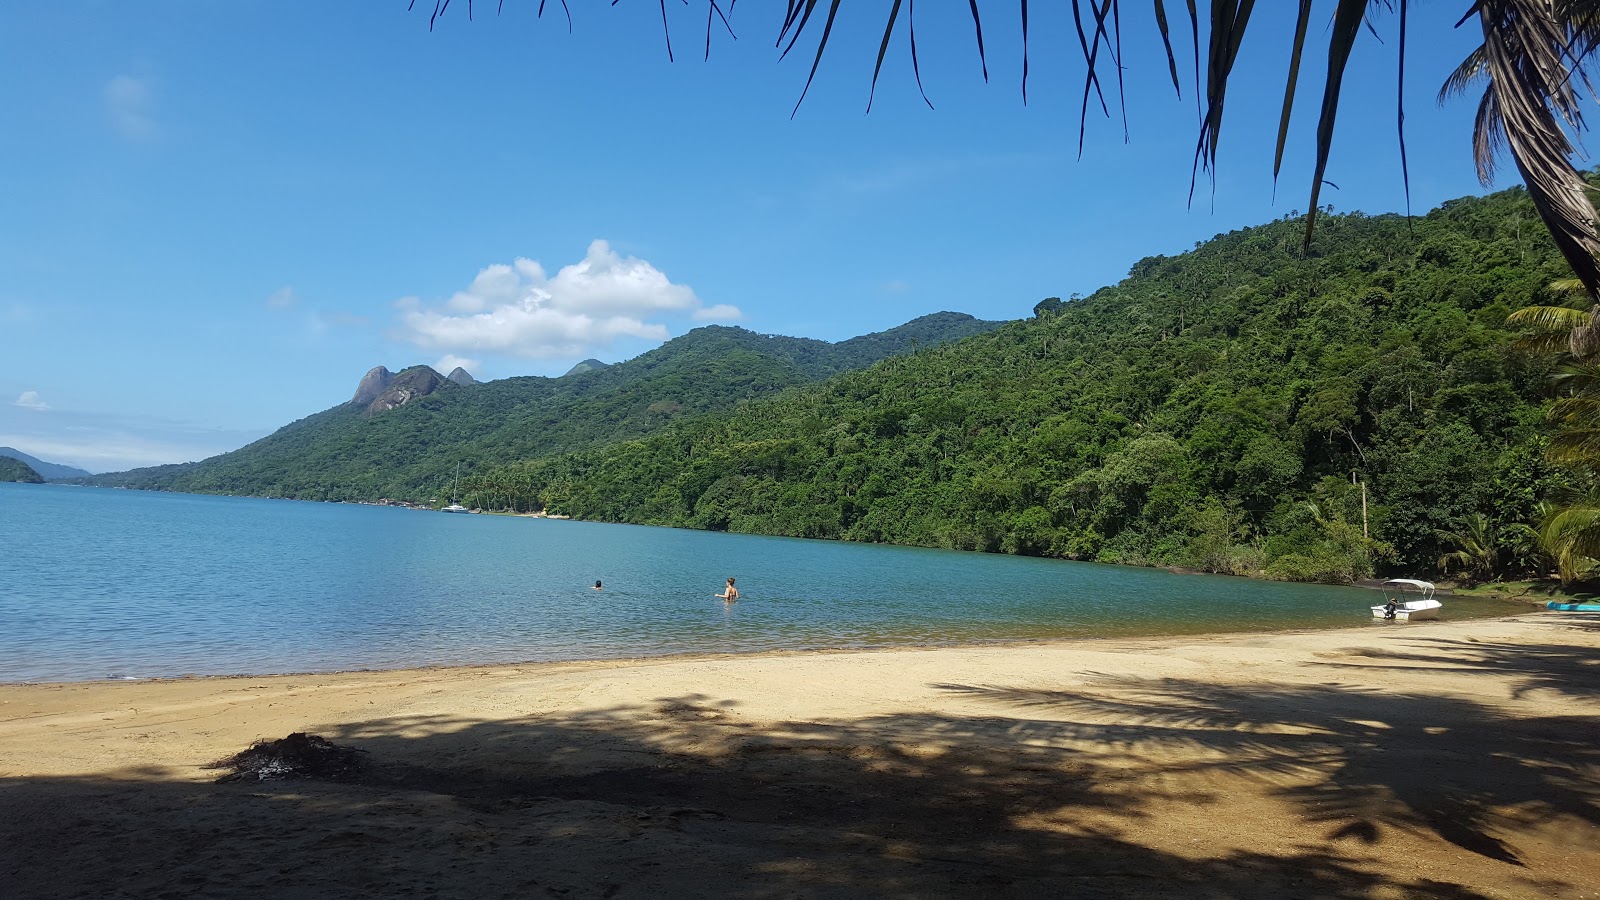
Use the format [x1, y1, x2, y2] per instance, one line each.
[206, 732, 367, 783]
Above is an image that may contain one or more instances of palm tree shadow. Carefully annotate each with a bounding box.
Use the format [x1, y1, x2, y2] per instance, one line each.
[1546, 610, 1600, 634]
[933, 676, 1599, 869]
[0, 691, 1540, 899]
[1314, 634, 1600, 702]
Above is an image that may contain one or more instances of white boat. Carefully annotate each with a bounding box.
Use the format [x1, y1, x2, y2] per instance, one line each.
[442, 463, 472, 513]
[1372, 578, 1442, 621]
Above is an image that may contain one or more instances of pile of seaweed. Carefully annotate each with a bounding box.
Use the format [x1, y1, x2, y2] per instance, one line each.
[207, 732, 366, 783]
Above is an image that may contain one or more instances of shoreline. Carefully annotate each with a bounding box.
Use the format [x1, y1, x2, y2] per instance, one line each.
[3, 609, 1597, 897]
[0, 600, 1535, 688]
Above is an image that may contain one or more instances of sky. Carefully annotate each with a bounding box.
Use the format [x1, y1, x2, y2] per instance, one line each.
[0, 2, 1509, 472]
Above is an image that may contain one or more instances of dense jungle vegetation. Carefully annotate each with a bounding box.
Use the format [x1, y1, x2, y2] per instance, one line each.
[75, 313, 1000, 499]
[0, 457, 44, 483]
[458, 186, 1578, 582]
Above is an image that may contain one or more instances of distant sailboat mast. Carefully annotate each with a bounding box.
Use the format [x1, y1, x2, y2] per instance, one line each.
[443, 462, 470, 513]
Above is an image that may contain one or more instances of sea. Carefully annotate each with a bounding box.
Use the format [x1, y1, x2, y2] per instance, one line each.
[0, 482, 1520, 683]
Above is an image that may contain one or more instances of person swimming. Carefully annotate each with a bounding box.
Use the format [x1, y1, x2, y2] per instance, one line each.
[715, 577, 739, 603]
[593, 580, 603, 591]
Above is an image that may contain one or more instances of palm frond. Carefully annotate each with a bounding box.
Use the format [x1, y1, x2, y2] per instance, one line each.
[1476, 0, 1600, 299]
[1191, 0, 1260, 202]
[1272, 0, 1315, 188]
[1550, 277, 1589, 296]
[1548, 357, 1600, 390]
[1546, 429, 1600, 469]
[1540, 500, 1600, 559]
[1438, 45, 1490, 103]
[1304, 0, 1372, 246]
[1153, 0, 1183, 96]
[866, 0, 906, 114]
[1506, 304, 1594, 330]
[1547, 394, 1600, 426]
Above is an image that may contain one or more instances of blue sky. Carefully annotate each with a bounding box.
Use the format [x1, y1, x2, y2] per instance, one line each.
[1, 2, 1503, 472]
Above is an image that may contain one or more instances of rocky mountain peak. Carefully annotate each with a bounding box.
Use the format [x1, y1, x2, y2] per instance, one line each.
[365, 366, 450, 415]
[446, 367, 478, 386]
[351, 366, 394, 407]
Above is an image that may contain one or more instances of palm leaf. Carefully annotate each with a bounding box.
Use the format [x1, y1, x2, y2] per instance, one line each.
[1475, 0, 1600, 299]
[966, 0, 989, 82]
[1438, 45, 1489, 102]
[866, 0, 905, 114]
[1540, 500, 1600, 559]
[1272, 1, 1314, 188]
[1304, 0, 1372, 247]
[1505, 304, 1594, 330]
[789, 0, 842, 118]
[1191, 0, 1259, 201]
[1546, 429, 1600, 469]
[1153, 0, 1182, 96]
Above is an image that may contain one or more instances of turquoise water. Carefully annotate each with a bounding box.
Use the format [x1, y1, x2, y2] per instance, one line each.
[0, 483, 1517, 682]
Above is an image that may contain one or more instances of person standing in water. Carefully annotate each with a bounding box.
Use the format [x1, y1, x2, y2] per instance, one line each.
[716, 577, 739, 603]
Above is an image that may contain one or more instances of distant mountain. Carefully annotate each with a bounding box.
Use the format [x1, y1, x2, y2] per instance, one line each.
[0, 456, 44, 483]
[563, 359, 610, 377]
[446, 367, 478, 386]
[75, 312, 1004, 501]
[0, 447, 90, 480]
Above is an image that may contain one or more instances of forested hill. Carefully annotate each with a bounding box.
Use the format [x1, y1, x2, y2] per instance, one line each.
[470, 187, 1574, 580]
[0, 456, 44, 483]
[75, 312, 1001, 499]
[0, 447, 90, 480]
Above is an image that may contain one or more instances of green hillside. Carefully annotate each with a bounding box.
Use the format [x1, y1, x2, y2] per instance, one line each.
[78, 312, 1001, 500]
[464, 187, 1573, 581]
[0, 456, 44, 483]
[0, 447, 90, 480]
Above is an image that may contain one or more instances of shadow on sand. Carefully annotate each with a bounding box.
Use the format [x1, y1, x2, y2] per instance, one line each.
[2, 633, 1596, 898]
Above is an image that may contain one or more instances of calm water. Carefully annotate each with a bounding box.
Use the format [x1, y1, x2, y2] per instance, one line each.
[0, 483, 1518, 682]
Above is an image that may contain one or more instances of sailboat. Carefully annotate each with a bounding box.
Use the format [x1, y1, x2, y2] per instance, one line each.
[442, 463, 471, 513]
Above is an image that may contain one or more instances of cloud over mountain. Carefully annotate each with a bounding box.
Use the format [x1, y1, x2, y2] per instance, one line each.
[395, 240, 739, 359]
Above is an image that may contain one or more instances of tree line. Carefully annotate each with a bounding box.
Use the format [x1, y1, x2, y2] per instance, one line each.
[458, 185, 1578, 584]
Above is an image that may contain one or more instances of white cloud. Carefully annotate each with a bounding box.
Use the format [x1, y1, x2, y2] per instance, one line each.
[15, 391, 48, 411]
[396, 240, 740, 360]
[435, 354, 480, 374]
[106, 74, 157, 141]
[693, 304, 743, 321]
[266, 286, 298, 310]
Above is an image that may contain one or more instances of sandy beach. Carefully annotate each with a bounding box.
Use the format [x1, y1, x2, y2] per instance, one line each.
[2, 612, 1596, 899]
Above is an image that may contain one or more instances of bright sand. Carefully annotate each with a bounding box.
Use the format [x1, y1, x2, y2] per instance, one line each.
[2, 612, 1597, 899]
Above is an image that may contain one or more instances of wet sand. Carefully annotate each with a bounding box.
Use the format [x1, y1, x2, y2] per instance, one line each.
[2, 612, 1597, 898]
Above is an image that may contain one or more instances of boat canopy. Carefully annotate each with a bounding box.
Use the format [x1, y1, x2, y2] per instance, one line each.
[1382, 578, 1436, 590]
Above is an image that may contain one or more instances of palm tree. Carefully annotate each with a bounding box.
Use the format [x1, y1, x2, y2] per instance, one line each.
[1538, 500, 1600, 584]
[1435, 513, 1502, 582]
[421, 2, 1600, 298]
[1508, 278, 1600, 469]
